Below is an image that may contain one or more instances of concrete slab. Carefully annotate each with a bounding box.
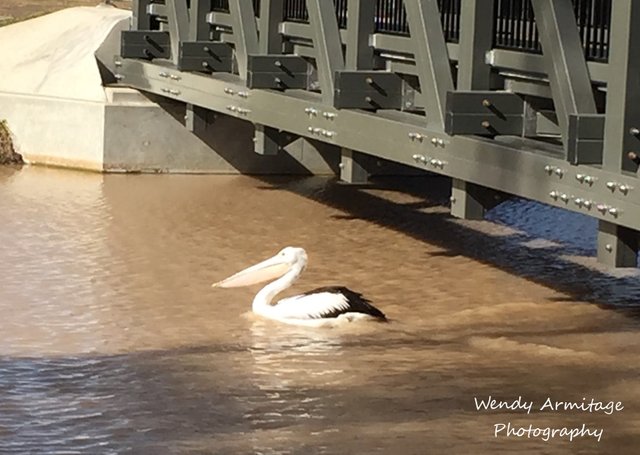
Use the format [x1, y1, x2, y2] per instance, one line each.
[0, 5, 130, 102]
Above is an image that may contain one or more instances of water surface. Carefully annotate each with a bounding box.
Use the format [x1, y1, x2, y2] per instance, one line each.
[1, 166, 639, 454]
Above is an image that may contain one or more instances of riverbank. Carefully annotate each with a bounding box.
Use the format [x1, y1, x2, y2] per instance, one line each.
[0, 120, 22, 165]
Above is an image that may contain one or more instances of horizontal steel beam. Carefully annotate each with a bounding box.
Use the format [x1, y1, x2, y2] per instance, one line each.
[115, 58, 640, 232]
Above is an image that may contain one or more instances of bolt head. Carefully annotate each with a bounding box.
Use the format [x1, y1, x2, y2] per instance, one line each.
[605, 244, 613, 252]
[606, 181, 616, 190]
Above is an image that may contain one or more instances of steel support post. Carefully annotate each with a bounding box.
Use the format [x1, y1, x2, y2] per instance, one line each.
[306, 0, 345, 105]
[452, 0, 496, 219]
[340, 148, 370, 184]
[530, 0, 597, 150]
[228, 0, 260, 80]
[254, 124, 280, 155]
[597, 221, 638, 268]
[450, 179, 503, 220]
[457, 0, 494, 91]
[132, 0, 152, 30]
[259, 0, 285, 53]
[603, 0, 640, 174]
[403, 0, 454, 131]
[185, 103, 210, 134]
[345, 0, 376, 70]
[189, 0, 212, 41]
[597, 0, 640, 267]
[167, 0, 190, 65]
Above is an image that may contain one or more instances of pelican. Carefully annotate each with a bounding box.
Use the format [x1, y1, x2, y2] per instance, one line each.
[212, 247, 386, 326]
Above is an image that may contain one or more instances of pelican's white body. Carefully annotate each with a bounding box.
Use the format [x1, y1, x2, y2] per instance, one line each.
[213, 247, 385, 326]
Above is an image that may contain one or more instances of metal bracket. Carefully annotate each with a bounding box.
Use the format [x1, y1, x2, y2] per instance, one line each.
[178, 41, 233, 72]
[121, 31, 170, 60]
[333, 71, 403, 110]
[567, 114, 605, 165]
[445, 91, 527, 136]
[247, 55, 309, 90]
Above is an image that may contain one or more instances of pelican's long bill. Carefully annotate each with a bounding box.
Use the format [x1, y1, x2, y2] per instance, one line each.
[212, 253, 290, 288]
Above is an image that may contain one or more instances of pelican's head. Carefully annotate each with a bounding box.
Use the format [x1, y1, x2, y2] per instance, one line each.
[212, 246, 307, 288]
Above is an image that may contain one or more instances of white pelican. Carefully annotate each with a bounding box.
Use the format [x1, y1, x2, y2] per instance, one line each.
[212, 247, 387, 326]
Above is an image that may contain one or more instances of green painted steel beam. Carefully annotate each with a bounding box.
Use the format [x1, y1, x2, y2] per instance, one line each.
[114, 58, 640, 234]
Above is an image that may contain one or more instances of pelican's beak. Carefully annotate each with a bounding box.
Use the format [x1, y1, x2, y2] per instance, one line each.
[212, 254, 290, 288]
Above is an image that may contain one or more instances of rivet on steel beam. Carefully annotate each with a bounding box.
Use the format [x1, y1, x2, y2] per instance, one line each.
[606, 181, 617, 190]
[365, 96, 373, 104]
[605, 244, 613, 252]
[114, 74, 124, 81]
[274, 60, 282, 67]
[114, 60, 122, 67]
[408, 132, 418, 140]
[574, 198, 583, 206]
[629, 127, 640, 136]
[559, 194, 569, 202]
[583, 200, 592, 209]
[596, 204, 608, 213]
[575, 174, 585, 182]
[307, 126, 314, 133]
[365, 77, 374, 85]
[628, 151, 639, 162]
[554, 168, 564, 177]
[170, 75, 181, 81]
[159, 72, 169, 78]
[437, 138, 444, 146]
[274, 77, 282, 85]
[608, 207, 620, 217]
[203, 46, 210, 52]
[482, 99, 492, 108]
[583, 175, 596, 184]
[618, 184, 631, 194]
[202, 62, 210, 68]
[481, 120, 491, 129]
[412, 154, 421, 161]
[544, 165, 553, 174]
[549, 191, 559, 199]
[431, 137, 438, 145]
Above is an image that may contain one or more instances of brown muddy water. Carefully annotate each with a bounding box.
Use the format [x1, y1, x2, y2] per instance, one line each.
[1, 165, 639, 454]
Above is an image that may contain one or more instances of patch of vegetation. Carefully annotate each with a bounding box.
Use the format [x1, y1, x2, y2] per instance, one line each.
[0, 120, 23, 165]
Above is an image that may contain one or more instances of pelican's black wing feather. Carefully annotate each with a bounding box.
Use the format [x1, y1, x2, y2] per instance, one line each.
[300, 286, 387, 320]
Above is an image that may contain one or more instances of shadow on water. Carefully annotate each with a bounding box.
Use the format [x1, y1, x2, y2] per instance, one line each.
[251, 174, 640, 314]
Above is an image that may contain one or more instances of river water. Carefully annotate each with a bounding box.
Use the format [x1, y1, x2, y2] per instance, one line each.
[1, 165, 639, 454]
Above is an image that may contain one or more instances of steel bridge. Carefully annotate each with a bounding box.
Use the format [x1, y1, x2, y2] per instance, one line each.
[115, 0, 639, 267]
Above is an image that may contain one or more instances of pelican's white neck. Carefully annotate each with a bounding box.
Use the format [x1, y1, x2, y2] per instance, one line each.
[252, 263, 304, 317]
